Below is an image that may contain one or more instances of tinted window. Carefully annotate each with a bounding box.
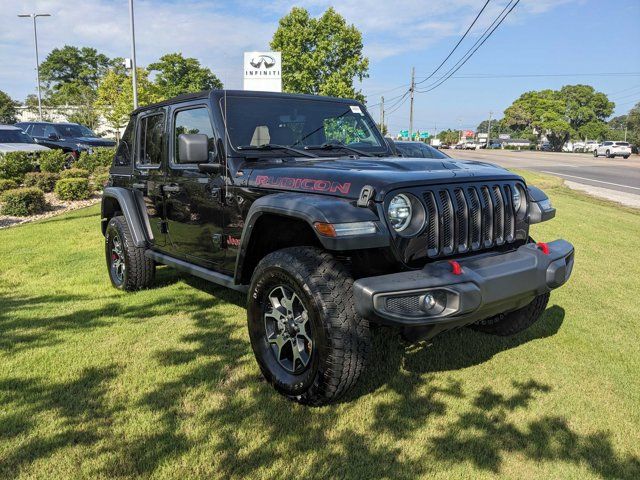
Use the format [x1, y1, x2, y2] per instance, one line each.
[137, 114, 164, 166]
[173, 107, 215, 163]
[395, 142, 448, 159]
[43, 125, 57, 138]
[30, 124, 45, 137]
[55, 124, 85, 137]
[114, 120, 134, 166]
[0, 129, 35, 144]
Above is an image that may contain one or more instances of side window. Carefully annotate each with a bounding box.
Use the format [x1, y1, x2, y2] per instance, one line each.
[173, 107, 215, 164]
[30, 124, 45, 137]
[137, 113, 165, 166]
[43, 125, 57, 138]
[114, 120, 134, 166]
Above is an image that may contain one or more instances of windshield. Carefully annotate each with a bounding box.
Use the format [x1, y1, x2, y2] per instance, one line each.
[223, 96, 387, 156]
[395, 142, 449, 159]
[0, 129, 35, 144]
[55, 124, 92, 138]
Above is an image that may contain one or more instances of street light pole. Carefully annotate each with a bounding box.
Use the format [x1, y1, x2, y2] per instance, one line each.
[18, 13, 51, 121]
[128, 0, 139, 110]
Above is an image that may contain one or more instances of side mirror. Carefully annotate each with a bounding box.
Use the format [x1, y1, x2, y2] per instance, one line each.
[178, 133, 209, 163]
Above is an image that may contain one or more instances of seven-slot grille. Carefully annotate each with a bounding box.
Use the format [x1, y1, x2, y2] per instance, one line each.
[419, 183, 517, 258]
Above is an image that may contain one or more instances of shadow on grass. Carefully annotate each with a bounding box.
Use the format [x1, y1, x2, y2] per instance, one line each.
[2, 278, 638, 478]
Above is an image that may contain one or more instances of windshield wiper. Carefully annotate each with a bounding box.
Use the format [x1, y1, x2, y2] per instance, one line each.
[236, 143, 318, 158]
[304, 143, 374, 157]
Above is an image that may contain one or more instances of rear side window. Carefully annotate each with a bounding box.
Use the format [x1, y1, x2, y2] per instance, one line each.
[137, 113, 165, 166]
[30, 124, 45, 137]
[114, 120, 134, 166]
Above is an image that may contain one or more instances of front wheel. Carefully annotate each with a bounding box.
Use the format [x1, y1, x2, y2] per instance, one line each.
[247, 247, 370, 405]
[606, 149, 612, 158]
[469, 293, 550, 336]
[623, 155, 630, 159]
[593, 149, 598, 157]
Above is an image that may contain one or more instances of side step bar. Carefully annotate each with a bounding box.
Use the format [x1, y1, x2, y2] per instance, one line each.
[145, 250, 248, 293]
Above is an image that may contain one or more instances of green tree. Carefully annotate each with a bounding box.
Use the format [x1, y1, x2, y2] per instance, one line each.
[0, 90, 18, 124]
[503, 85, 614, 151]
[625, 102, 640, 145]
[437, 129, 460, 145]
[148, 53, 223, 100]
[95, 68, 160, 136]
[270, 7, 369, 101]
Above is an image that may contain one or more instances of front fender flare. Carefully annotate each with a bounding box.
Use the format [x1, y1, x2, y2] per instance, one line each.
[234, 193, 390, 283]
[101, 187, 153, 247]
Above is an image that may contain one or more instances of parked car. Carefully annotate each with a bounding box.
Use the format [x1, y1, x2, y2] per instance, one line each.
[14, 121, 116, 161]
[394, 141, 451, 159]
[594, 141, 631, 159]
[540, 142, 552, 151]
[101, 89, 573, 405]
[583, 141, 598, 153]
[439, 143, 450, 149]
[453, 143, 464, 149]
[0, 125, 51, 154]
[463, 142, 479, 150]
[488, 141, 502, 149]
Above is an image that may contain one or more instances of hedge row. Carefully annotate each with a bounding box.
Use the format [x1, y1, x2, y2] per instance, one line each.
[0, 187, 47, 216]
[24, 172, 59, 193]
[54, 178, 92, 201]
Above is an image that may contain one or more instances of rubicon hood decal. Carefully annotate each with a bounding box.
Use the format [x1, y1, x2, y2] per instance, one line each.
[255, 175, 351, 194]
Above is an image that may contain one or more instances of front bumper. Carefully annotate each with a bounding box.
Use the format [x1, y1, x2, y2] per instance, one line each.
[353, 239, 574, 330]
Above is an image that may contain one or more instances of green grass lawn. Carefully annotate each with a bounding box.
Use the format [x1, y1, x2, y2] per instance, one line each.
[1, 172, 639, 479]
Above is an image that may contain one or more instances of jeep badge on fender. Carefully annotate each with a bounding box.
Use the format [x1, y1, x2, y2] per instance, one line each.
[101, 90, 574, 406]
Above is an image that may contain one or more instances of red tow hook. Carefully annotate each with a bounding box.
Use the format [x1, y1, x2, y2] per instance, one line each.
[448, 260, 463, 275]
[537, 242, 550, 255]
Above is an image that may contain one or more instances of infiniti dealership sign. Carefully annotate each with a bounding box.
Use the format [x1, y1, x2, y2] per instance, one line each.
[243, 51, 282, 92]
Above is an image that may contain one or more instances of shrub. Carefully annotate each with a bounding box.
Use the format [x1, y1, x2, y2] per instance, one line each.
[59, 168, 90, 179]
[0, 187, 46, 216]
[0, 151, 36, 181]
[93, 172, 110, 191]
[23, 172, 59, 193]
[55, 178, 92, 201]
[0, 179, 18, 193]
[76, 147, 115, 173]
[38, 149, 66, 173]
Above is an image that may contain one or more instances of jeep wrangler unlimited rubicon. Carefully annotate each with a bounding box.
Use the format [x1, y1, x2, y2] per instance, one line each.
[101, 90, 574, 405]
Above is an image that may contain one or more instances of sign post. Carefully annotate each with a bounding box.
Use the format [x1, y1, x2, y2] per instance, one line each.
[244, 52, 282, 92]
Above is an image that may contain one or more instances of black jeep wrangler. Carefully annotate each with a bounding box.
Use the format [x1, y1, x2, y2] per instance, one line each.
[101, 90, 574, 405]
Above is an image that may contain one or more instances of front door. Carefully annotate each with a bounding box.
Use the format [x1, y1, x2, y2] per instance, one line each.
[133, 110, 167, 247]
[164, 104, 225, 269]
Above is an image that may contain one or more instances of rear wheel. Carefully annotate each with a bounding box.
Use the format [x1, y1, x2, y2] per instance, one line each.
[470, 293, 550, 336]
[105, 215, 155, 291]
[623, 155, 630, 159]
[247, 247, 370, 405]
[606, 149, 612, 158]
[593, 149, 598, 157]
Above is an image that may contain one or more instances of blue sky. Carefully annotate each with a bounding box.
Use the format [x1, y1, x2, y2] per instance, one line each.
[1, 0, 639, 133]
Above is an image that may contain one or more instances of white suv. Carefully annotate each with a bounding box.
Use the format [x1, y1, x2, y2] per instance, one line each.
[594, 141, 631, 159]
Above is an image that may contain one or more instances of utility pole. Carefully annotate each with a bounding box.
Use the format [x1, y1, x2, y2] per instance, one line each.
[409, 67, 415, 140]
[128, 0, 139, 109]
[486, 111, 493, 148]
[624, 124, 628, 142]
[380, 96, 385, 134]
[18, 13, 51, 121]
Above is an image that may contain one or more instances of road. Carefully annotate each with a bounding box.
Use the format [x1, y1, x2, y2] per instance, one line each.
[449, 149, 640, 206]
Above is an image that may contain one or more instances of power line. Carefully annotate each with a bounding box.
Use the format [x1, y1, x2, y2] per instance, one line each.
[415, 0, 491, 86]
[416, 0, 521, 94]
[415, 72, 640, 79]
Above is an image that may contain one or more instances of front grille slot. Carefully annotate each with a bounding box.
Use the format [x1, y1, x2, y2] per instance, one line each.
[414, 182, 519, 259]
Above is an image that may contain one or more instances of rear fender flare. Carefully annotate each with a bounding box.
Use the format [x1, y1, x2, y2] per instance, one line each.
[101, 187, 153, 247]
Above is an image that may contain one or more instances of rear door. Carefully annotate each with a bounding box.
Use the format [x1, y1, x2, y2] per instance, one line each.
[163, 102, 226, 269]
[133, 109, 168, 247]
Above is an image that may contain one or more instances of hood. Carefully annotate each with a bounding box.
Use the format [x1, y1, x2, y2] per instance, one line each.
[242, 156, 522, 201]
[0, 143, 50, 153]
[74, 137, 116, 147]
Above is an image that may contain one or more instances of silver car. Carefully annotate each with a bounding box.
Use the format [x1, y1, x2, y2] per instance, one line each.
[0, 125, 51, 154]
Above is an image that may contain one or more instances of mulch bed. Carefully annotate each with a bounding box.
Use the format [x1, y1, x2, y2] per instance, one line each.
[0, 192, 101, 229]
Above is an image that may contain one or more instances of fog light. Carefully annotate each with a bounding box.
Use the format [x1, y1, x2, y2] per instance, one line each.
[423, 294, 436, 310]
[420, 290, 447, 315]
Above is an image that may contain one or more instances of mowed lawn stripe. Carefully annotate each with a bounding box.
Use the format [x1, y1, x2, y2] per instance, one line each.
[0, 172, 639, 479]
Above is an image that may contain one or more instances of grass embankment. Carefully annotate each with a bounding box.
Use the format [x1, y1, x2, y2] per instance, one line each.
[1, 172, 639, 479]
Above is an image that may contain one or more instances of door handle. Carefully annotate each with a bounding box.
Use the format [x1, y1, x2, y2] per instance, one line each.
[162, 184, 180, 193]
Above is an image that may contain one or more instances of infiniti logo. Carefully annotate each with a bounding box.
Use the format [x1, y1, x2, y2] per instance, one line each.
[250, 54, 276, 69]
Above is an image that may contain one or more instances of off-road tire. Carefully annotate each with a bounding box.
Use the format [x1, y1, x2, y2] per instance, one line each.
[105, 215, 155, 291]
[470, 292, 550, 336]
[247, 247, 370, 406]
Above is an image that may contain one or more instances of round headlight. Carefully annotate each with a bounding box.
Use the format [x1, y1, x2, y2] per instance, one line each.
[513, 186, 527, 213]
[388, 194, 412, 232]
